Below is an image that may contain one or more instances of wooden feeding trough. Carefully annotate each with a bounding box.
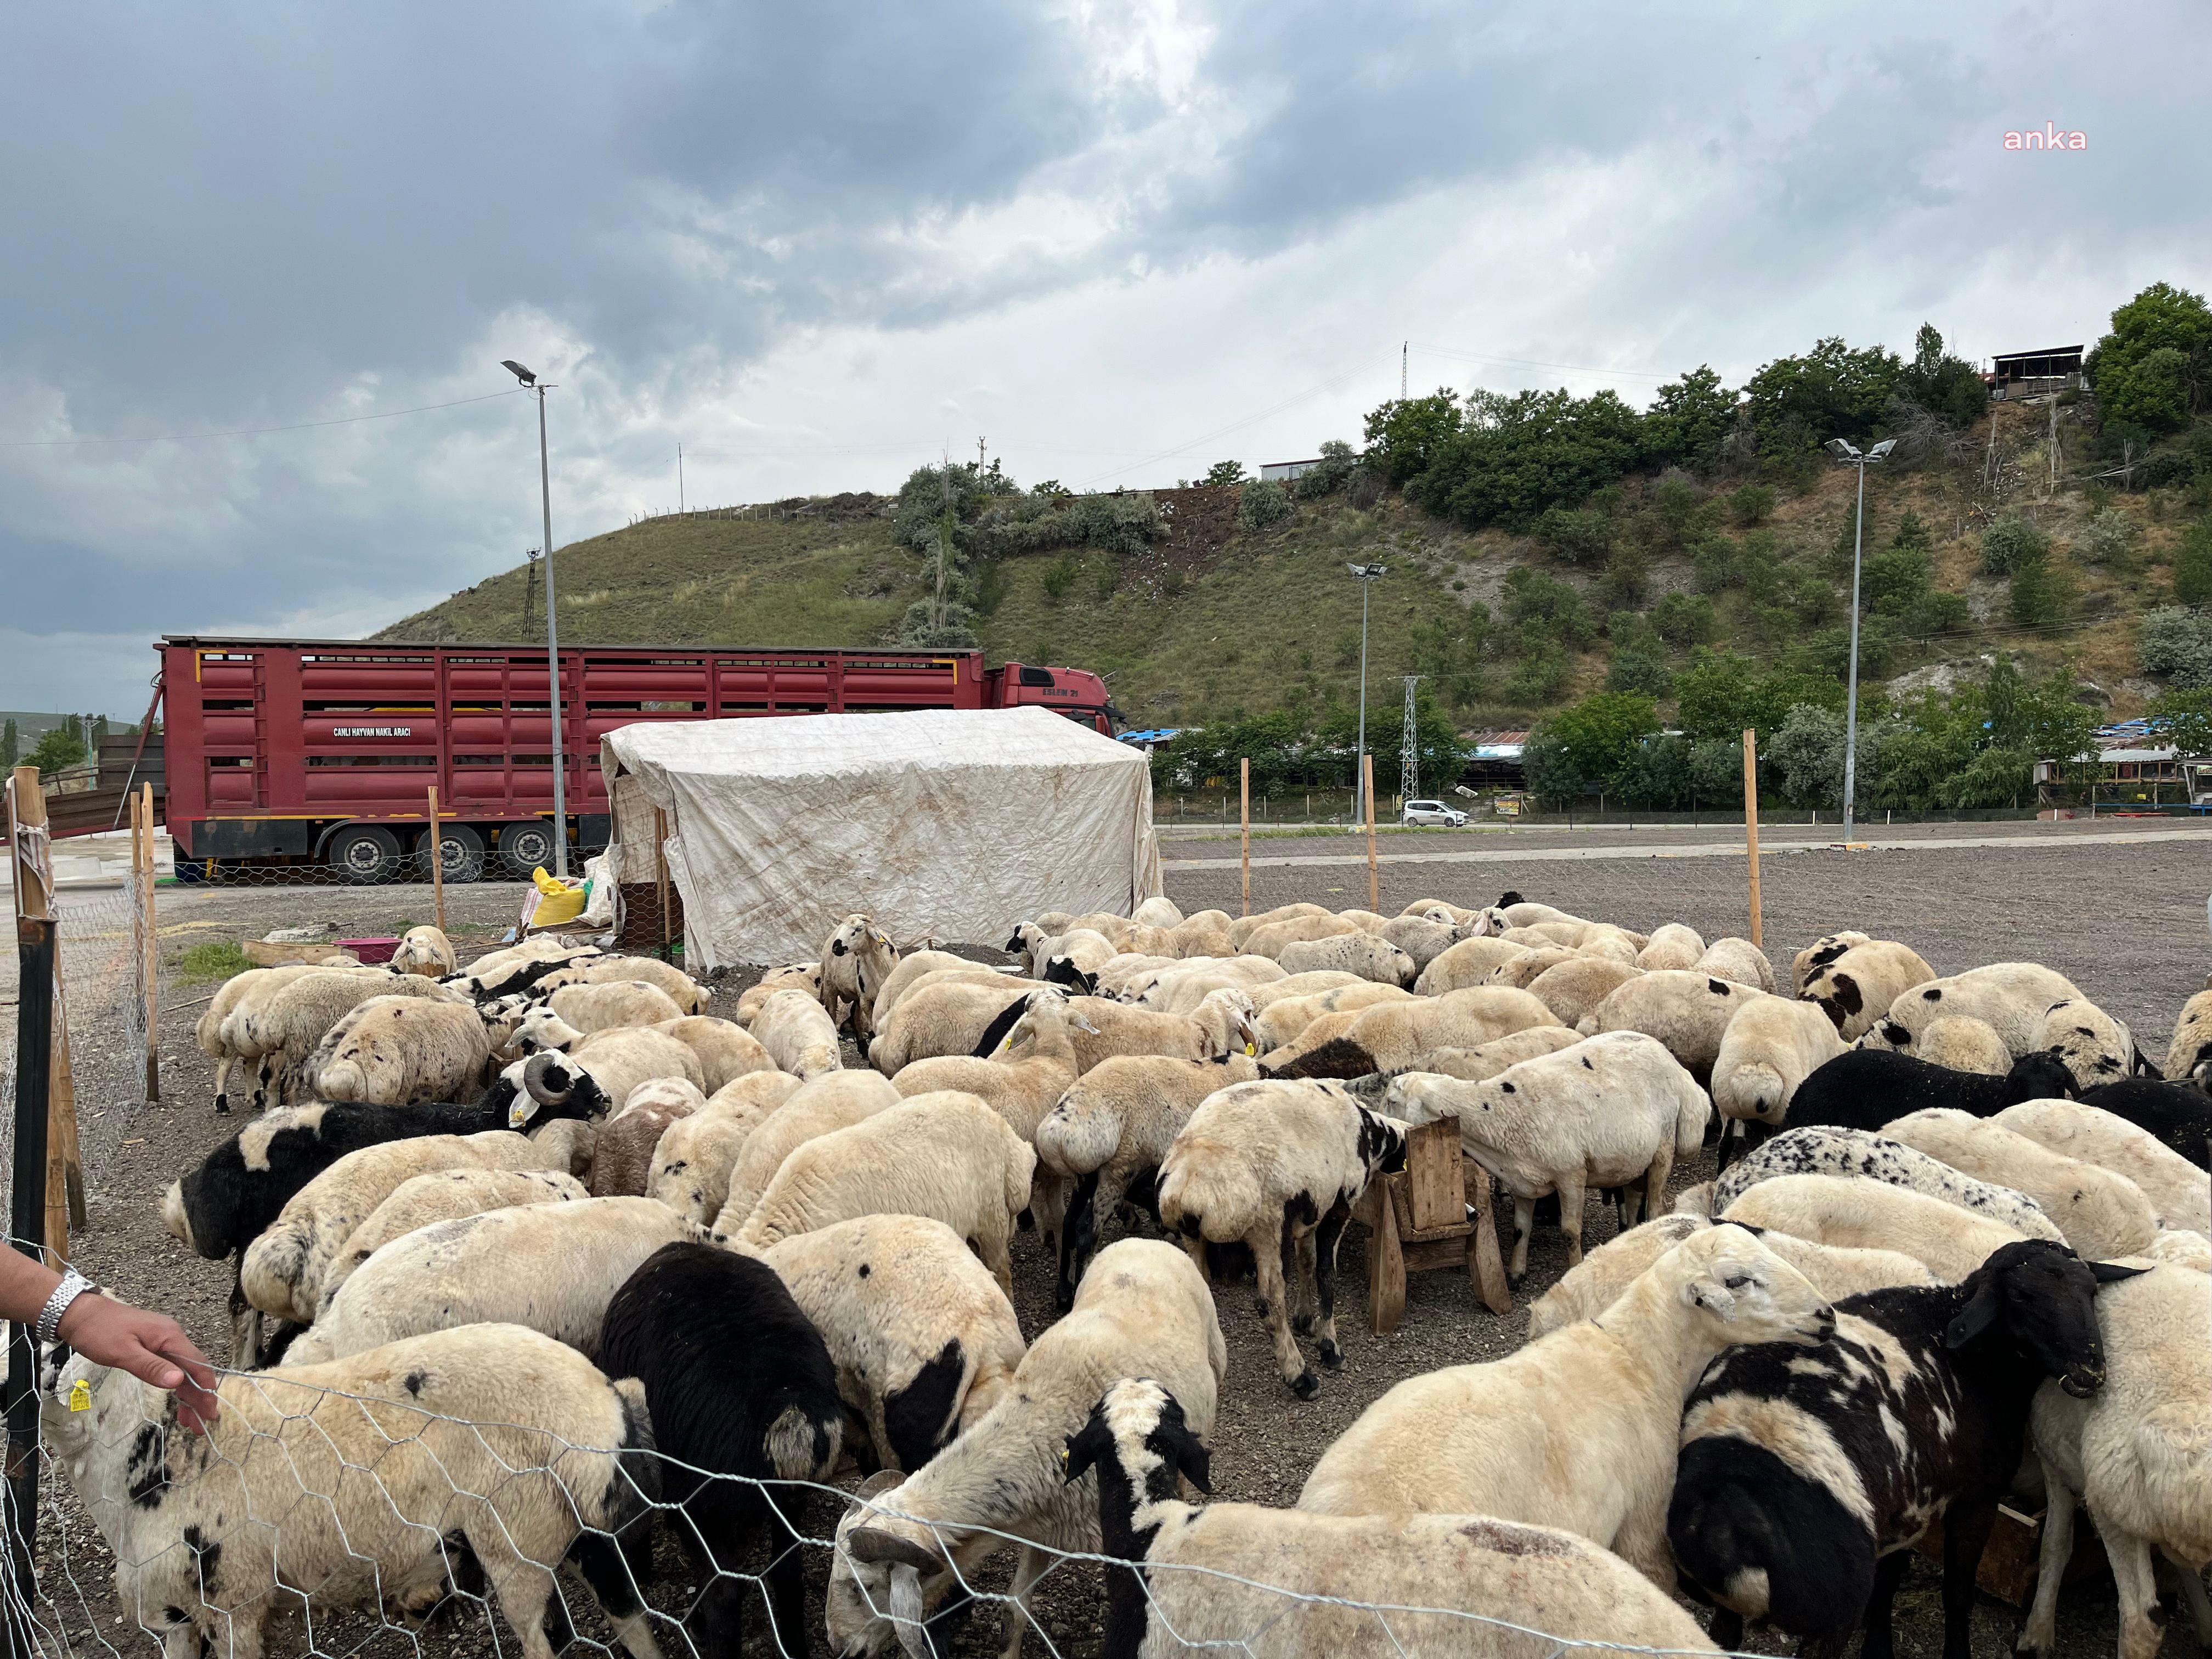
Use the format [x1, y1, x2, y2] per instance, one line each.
[1357, 1118, 1512, 1333]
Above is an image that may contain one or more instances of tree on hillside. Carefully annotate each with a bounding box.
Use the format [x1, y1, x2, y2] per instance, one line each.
[1362, 391, 1462, 484]
[1672, 648, 1843, 742]
[1523, 692, 1660, 802]
[1642, 366, 1736, 470]
[1894, 324, 1989, 430]
[27, 723, 87, 780]
[1203, 460, 1248, 487]
[0, 718, 15, 770]
[1410, 387, 1645, 529]
[2087, 281, 2212, 433]
[1742, 336, 1903, 458]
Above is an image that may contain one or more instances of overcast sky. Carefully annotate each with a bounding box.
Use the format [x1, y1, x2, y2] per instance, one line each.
[5, 2, 2206, 719]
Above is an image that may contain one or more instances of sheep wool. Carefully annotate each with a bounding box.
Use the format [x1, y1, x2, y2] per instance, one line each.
[1798, 936, 1935, 1040]
[1993, 1099, 2212, 1238]
[1583, 969, 1773, 1083]
[711, 1069, 902, 1237]
[1720, 1172, 2032, 1282]
[1712, 1125, 2063, 1243]
[388, 924, 458, 977]
[1709, 996, 1849, 1130]
[321, 1166, 589, 1305]
[1884, 1107, 2160, 1259]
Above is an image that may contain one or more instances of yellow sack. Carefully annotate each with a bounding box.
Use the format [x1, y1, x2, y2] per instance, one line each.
[529, 866, 588, 926]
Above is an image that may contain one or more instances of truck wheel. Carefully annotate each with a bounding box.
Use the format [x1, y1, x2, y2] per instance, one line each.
[497, 820, 558, 879]
[329, 825, 402, 884]
[416, 825, 486, 884]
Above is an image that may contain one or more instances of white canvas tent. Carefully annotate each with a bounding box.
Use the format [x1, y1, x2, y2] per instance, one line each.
[600, 707, 1164, 968]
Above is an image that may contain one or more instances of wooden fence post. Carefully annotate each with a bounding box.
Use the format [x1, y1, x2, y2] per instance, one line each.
[426, 785, 446, 939]
[136, 784, 157, 1109]
[1239, 759, 1251, 918]
[653, 808, 673, 961]
[1742, 729, 1763, 950]
[1362, 753, 1380, 913]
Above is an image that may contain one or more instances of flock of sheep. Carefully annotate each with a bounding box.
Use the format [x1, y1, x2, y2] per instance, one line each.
[41, 892, 2212, 1659]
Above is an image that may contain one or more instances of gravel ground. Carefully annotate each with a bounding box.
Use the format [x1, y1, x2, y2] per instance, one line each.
[18, 844, 2203, 1659]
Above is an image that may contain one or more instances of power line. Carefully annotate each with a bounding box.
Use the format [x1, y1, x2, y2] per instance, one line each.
[1075, 353, 1396, 488]
[4, 387, 525, 447]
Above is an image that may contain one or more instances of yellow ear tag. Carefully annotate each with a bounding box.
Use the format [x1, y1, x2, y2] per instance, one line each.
[509, 1099, 532, 1128]
[66, 1379, 91, 1413]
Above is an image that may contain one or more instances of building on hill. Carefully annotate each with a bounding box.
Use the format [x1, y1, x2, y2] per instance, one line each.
[1465, 731, 1528, 789]
[1988, 345, 2083, 400]
[1259, 458, 1323, 482]
[2035, 719, 2209, 808]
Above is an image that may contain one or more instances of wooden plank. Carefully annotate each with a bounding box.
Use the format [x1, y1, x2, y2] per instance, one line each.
[654, 807, 672, 961]
[1743, 727, 1762, 949]
[1366, 1182, 1406, 1336]
[1401, 1237, 1470, 1273]
[1911, 1504, 2107, 1606]
[1406, 1120, 1462, 1232]
[1466, 1162, 1513, 1314]
[1362, 752, 1379, 912]
[139, 783, 158, 1104]
[427, 784, 446, 938]
[1238, 758, 1250, 918]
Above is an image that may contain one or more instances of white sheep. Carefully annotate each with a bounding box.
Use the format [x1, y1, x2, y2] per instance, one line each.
[544, 976, 686, 1031]
[710, 1069, 904, 1238]
[1881, 961, 2084, 1057]
[195, 964, 325, 1113]
[1059, 990, 1259, 1073]
[761, 1213, 1028, 1473]
[2017, 1263, 2212, 1659]
[1711, 1124, 2064, 1242]
[228, 966, 454, 1109]
[1264, 986, 1562, 1079]
[239, 1129, 560, 1327]
[1694, 935, 1775, 992]
[1634, 922, 1706, 971]
[1034, 1053, 1263, 1308]
[1719, 1172, 2032, 1280]
[827, 1238, 1224, 1659]
[1275, 931, 1417, 986]
[737, 961, 822, 1024]
[572, 952, 709, 1013]
[1883, 1107, 2160, 1258]
[821, 912, 901, 1037]
[870, 977, 1041, 1073]
[2035, 996, 2140, 1088]
[312, 994, 493, 1105]
[320, 1165, 589, 1305]
[1583, 968, 1774, 1082]
[388, 923, 458, 977]
[1251, 983, 1416, 1053]
[1791, 930, 1870, 994]
[1226, 902, 1333, 950]
[1381, 1024, 1584, 1081]
[1296, 1225, 1833, 1584]
[731, 1090, 1036, 1293]
[890, 988, 1094, 1250]
[2162, 988, 2212, 1085]
[1993, 1099, 2212, 1238]
[1709, 995, 1848, 1130]
[1382, 1031, 1708, 1277]
[1524, 1213, 1932, 1339]
[43, 1324, 662, 1659]
[1907, 1013, 2012, 1074]
[1488, 946, 1586, 990]
[648, 1013, 772, 1092]
[1132, 896, 1184, 929]
[1376, 912, 1477, 972]
[869, 949, 980, 1028]
[1066, 1376, 1722, 1659]
[290, 1195, 698, 1362]
[519, 1026, 704, 1119]
[1243, 913, 1361, 958]
[1158, 1078, 1407, 1396]
[587, 1075, 706, 1198]
[751, 985, 847, 1077]
[1522, 956, 1642, 1028]
[1412, 936, 1536, 995]
[1797, 936, 1935, 1040]
[646, 1074, 802, 1222]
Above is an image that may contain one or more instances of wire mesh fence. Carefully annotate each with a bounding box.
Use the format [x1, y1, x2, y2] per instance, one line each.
[4, 1306, 1735, 1659]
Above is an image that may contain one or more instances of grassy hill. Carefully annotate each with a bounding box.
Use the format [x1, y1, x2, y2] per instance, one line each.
[383, 405, 2193, 732]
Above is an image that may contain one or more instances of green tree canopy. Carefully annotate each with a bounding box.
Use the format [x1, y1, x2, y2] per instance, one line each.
[2086, 281, 2212, 433]
[1742, 336, 1903, 456]
[1409, 387, 1645, 530]
[1642, 366, 1736, 470]
[1361, 391, 1463, 484]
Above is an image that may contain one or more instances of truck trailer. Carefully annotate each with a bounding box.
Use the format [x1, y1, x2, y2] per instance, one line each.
[145, 636, 1116, 881]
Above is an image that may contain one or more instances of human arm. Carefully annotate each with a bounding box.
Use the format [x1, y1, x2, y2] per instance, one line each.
[0, 1249, 220, 1434]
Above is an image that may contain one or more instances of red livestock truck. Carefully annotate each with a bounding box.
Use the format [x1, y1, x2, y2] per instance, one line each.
[146, 636, 1119, 882]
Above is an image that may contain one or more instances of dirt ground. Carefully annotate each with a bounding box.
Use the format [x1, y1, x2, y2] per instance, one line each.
[24, 834, 2210, 1659]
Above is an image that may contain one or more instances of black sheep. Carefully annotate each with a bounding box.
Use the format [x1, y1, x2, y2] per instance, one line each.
[1668, 1239, 2141, 1659]
[2077, 1077, 2212, 1169]
[599, 1242, 844, 1659]
[1781, 1047, 2076, 1137]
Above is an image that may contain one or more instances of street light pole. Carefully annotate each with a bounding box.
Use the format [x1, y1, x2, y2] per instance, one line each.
[1347, 563, 1388, 825]
[504, 361, 568, 876]
[1825, 437, 1895, 845]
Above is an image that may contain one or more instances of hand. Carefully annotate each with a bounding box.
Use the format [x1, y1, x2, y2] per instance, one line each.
[57, 1296, 222, 1435]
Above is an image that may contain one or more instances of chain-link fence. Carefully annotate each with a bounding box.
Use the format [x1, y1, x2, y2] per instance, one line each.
[4, 1311, 1736, 1659]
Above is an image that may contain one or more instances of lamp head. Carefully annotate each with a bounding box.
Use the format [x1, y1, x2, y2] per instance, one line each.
[501, 360, 538, 387]
[1867, 438, 1897, 461]
[1346, 562, 1389, 579]
[1824, 438, 1861, 460]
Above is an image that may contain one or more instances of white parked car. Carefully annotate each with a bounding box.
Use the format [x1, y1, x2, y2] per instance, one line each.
[1401, 798, 1468, 827]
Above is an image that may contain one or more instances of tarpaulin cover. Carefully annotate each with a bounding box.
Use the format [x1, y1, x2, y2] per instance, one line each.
[600, 707, 1164, 968]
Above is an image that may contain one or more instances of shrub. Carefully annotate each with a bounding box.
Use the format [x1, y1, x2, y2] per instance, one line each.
[1889, 509, 1932, 550]
[1236, 479, 1294, 531]
[2008, 555, 2074, 627]
[2138, 606, 2212, 686]
[2071, 507, 2137, 565]
[1606, 642, 1673, 697]
[1506, 643, 1571, 704]
[1041, 557, 1079, 603]
[1904, 591, 1971, 635]
[1789, 574, 1840, 628]
[1203, 460, 1248, 487]
[2173, 516, 2212, 605]
[1726, 483, 1776, 527]
[1980, 514, 2050, 575]
[973, 562, 1010, 616]
[1652, 591, 1717, 646]
[1533, 506, 1613, 568]
[1600, 545, 1650, 608]
[1690, 534, 1740, 592]
[1860, 545, 1931, 614]
[1502, 567, 1594, 648]
[1736, 530, 1786, 602]
[1294, 441, 1360, 500]
[1641, 471, 1711, 554]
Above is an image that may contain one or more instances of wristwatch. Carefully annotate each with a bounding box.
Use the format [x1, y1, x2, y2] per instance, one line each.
[36, 1268, 97, 1345]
